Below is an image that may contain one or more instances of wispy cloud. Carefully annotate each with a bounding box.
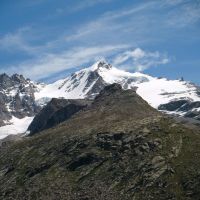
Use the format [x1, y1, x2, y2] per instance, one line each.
[0, 27, 48, 56]
[0, 0, 199, 81]
[2, 45, 128, 80]
[51, 0, 115, 17]
[64, 0, 200, 47]
[64, 2, 157, 44]
[166, 2, 200, 27]
[70, 0, 114, 12]
[0, 27, 35, 54]
[112, 48, 170, 71]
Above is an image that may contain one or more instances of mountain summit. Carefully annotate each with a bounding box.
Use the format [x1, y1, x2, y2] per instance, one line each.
[91, 60, 113, 71]
[35, 60, 200, 118]
[35, 60, 200, 106]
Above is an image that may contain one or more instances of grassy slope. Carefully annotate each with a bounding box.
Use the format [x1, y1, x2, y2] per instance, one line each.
[0, 85, 200, 200]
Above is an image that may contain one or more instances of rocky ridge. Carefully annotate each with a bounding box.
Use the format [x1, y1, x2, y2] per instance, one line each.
[0, 73, 41, 126]
[28, 98, 92, 135]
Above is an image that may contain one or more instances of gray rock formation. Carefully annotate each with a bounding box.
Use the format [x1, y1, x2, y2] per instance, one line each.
[28, 98, 92, 135]
[0, 73, 41, 126]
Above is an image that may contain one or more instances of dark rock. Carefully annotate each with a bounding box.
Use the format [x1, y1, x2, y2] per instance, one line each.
[25, 163, 52, 178]
[159, 100, 200, 123]
[158, 100, 188, 112]
[68, 153, 102, 171]
[85, 72, 108, 99]
[28, 98, 92, 135]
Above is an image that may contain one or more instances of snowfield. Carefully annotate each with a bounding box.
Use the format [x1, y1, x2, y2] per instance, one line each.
[0, 117, 34, 140]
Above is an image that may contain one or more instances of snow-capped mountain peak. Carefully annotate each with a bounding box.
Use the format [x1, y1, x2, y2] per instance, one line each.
[34, 61, 200, 105]
[1, 61, 200, 139]
[90, 60, 113, 71]
[35, 61, 152, 101]
[35, 61, 200, 117]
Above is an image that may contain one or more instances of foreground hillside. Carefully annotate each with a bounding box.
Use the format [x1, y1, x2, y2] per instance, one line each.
[0, 84, 200, 200]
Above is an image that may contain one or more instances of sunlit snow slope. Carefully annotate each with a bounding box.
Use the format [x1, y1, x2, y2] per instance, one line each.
[0, 117, 34, 139]
[36, 61, 200, 110]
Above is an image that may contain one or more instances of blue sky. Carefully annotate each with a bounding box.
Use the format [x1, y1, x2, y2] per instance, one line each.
[0, 0, 200, 84]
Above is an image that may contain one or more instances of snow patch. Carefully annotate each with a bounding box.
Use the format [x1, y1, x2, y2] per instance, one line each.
[136, 79, 200, 108]
[0, 116, 34, 140]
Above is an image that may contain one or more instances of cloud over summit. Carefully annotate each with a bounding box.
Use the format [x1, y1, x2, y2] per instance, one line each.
[113, 48, 170, 72]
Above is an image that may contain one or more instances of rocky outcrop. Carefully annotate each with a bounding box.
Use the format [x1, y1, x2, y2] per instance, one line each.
[85, 71, 108, 99]
[28, 98, 92, 135]
[0, 73, 41, 126]
[159, 100, 200, 121]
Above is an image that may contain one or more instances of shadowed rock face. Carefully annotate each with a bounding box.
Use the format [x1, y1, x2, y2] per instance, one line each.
[84, 71, 108, 99]
[159, 100, 200, 120]
[1, 84, 200, 200]
[28, 98, 92, 135]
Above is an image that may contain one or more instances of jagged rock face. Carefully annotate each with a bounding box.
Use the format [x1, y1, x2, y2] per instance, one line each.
[28, 98, 92, 135]
[83, 70, 108, 99]
[1, 84, 200, 199]
[159, 100, 200, 120]
[0, 73, 41, 126]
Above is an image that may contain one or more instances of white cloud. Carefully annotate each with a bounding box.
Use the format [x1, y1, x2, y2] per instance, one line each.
[0, 0, 197, 81]
[3, 45, 128, 80]
[129, 48, 146, 60]
[112, 48, 170, 72]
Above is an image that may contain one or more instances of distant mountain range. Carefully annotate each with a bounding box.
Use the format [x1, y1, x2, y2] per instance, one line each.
[0, 60, 200, 139]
